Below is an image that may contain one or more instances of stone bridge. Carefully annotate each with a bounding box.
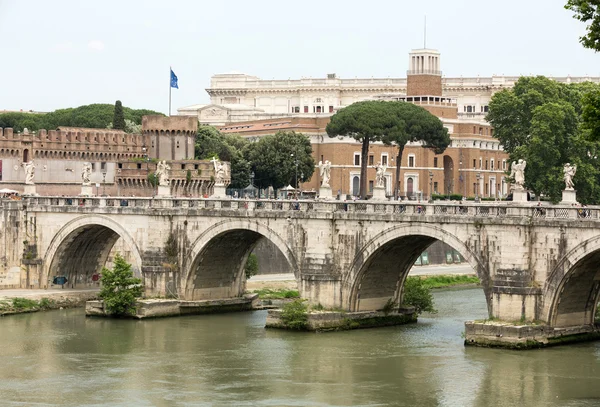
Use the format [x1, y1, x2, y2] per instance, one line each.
[2, 196, 600, 329]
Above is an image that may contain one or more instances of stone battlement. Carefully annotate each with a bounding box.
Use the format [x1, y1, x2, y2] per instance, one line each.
[0, 127, 147, 147]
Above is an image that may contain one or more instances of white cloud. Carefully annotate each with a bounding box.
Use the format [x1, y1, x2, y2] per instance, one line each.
[88, 40, 105, 51]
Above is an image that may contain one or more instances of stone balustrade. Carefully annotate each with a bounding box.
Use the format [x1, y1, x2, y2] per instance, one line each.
[9, 196, 597, 221]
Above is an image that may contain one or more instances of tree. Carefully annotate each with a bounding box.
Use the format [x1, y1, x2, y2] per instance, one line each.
[565, 1, 600, 51]
[487, 76, 600, 203]
[0, 104, 163, 132]
[381, 103, 450, 199]
[245, 131, 315, 191]
[195, 126, 252, 188]
[113, 100, 126, 131]
[99, 253, 143, 316]
[403, 277, 437, 315]
[326, 101, 393, 199]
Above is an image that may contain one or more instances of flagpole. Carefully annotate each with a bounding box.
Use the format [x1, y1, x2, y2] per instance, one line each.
[169, 66, 172, 116]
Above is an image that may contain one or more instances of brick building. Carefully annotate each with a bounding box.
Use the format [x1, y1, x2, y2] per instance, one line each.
[220, 49, 508, 199]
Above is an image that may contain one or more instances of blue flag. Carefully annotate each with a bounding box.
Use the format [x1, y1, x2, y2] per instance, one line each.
[170, 69, 178, 89]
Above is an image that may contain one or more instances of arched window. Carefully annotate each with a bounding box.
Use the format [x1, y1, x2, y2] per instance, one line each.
[407, 177, 414, 196]
[352, 176, 360, 196]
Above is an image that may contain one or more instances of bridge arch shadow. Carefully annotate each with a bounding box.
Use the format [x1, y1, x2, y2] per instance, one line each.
[544, 235, 600, 327]
[42, 215, 143, 289]
[343, 224, 490, 314]
[182, 220, 298, 301]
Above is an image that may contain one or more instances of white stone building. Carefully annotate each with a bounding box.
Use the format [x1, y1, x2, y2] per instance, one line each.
[179, 50, 600, 125]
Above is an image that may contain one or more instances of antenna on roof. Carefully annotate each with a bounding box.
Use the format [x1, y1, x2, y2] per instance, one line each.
[424, 15, 427, 48]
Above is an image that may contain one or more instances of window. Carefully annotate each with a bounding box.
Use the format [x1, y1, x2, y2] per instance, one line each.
[315, 106, 323, 113]
[381, 154, 388, 166]
[473, 126, 476, 134]
[479, 158, 482, 169]
[181, 164, 185, 169]
[304, 106, 308, 113]
[479, 127, 483, 135]
[137, 163, 142, 169]
[369, 180, 374, 193]
[408, 155, 415, 167]
[473, 159, 476, 169]
[329, 106, 334, 113]
[320, 155, 324, 162]
[354, 153, 360, 166]
[434, 157, 438, 168]
[293, 106, 300, 113]
[491, 159, 495, 170]
[91, 163, 96, 171]
[100, 162, 106, 171]
[433, 181, 438, 193]
[194, 164, 199, 170]
[369, 155, 374, 166]
[118, 163, 123, 169]
[502, 160, 506, 170]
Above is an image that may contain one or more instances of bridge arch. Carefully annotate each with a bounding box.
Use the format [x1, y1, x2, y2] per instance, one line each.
[42, 215, 143, 288]
[544, 234, 600, 327]
[182, 219, 298, 301]
[343, 223, 489, 312]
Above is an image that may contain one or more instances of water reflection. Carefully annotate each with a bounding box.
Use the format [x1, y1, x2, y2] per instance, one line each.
[0, 288, 599, 406]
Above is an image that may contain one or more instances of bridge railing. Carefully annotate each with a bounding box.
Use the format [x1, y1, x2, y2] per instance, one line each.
[19, 196, 600, 221]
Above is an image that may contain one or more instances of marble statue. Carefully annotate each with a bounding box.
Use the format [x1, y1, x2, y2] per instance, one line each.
[318, 160, 331, 187]
[23, 160, 36, 185]
[563, 163, 577, 190]
[510, 159, 527, 190]
[156, 160, 171, 186]
[375, 162, 387, 188]
[211, 157, 227, 185]
[81, 162, 92, 185]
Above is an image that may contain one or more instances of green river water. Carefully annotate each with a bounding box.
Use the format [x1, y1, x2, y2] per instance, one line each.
[1, 288, 600, 407]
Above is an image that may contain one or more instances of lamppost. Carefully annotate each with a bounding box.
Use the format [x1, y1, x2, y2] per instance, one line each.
[475, 172, 481, 202]
[102, 168, 107, 196]
[428, 171, 433, 203]
[291, 151, 299, 198]
[300, 172, 304, 198]
[250, 171, 255, 198]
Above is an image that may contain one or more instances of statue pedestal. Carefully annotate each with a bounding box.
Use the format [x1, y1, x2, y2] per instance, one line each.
[318, 186, 333, 200]
[212, 184, 227, 198]
[23, 184, 37, 196]
[157, 185, 171, 197]
[371, 186, 387, 201]
[512, 189, 528, 203]
[80, 185, 93, 196]
[561, 189, 578, 204]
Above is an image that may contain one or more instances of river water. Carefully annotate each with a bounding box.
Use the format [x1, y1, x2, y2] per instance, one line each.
[1, 288, 600, 407]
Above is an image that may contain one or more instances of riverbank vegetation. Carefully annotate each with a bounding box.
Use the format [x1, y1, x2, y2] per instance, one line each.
[0, 297, 56, 314]
[252, 288, 300, 299]
[417, 274, 481, 289]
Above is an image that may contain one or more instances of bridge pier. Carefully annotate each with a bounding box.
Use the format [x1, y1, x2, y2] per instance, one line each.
[299, 274, 342, 309]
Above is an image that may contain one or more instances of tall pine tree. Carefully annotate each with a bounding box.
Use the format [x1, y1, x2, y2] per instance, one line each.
[113, 100, 126, 131]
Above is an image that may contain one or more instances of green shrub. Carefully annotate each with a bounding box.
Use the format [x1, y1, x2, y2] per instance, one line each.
[252, 288, 299, 299]
[403, 277, 437, 315]
[381, 298, 397, 316]
[281, 299, 308, 330]
[38, 298, 56, 310]
[99, 253, 143, 316]
[245, 253, 259, 279]
[11, 297, 39, 310]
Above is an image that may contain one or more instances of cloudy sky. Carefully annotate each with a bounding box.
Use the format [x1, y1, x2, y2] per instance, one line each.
[0, 0, 598, 114]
